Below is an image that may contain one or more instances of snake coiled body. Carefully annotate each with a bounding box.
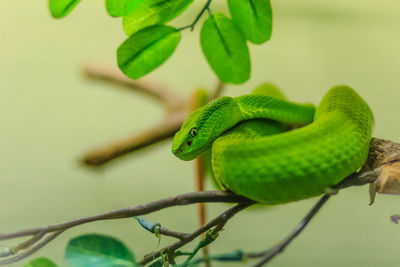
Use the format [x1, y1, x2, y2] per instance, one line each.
[172, 85, 374, 204]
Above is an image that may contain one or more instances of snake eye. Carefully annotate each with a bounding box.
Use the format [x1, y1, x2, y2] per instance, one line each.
[190, 127, 198, 137]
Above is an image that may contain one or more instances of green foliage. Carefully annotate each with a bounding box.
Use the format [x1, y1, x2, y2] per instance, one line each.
[48, 0, 274, 82]
[49, 0, 81, 18]
[200, 13, 250, 84]
[106, 0, 140, 17]
[24, 257, 58, 267]
[228, 0, 272, 44]
[65, 234, 138, 267]
[118, 25, 181, 79]
[122, 0, 193, 36]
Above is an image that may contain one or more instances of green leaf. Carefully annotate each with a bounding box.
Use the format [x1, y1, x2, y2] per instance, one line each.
[200, 13, 250, 84]
[24, 257, 58, 267]
[122, 0, 193, 36]
[228, 0, 272, 44]
[65, 234, 137, 267]
[106, 0, 141, 17]
[118, 25, 181, 79]
[49, 0, 81, 18]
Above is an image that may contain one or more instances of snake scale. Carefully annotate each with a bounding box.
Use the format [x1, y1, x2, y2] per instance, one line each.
[172, 85, 374, 204]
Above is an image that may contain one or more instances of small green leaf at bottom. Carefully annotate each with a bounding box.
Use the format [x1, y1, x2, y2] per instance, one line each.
[24, 257, 58, 267]
[65, 234, 138, 267]
[118, 25, 181, 79]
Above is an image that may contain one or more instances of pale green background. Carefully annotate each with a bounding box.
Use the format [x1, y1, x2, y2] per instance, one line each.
[1, 1, 400, 266]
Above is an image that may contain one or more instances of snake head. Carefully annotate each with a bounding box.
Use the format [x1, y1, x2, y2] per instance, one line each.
[171, 107, 210, 161]
[172, 97, 241, 161]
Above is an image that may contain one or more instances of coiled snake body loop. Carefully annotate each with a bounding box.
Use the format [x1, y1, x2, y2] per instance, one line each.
[172, 85, 374, 204]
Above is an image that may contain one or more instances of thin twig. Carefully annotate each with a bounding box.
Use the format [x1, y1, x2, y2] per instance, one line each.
[139, 201, 254, 266]
[0, 191, 247, 241]
[82, 66, 227, 167]
[249, 194, 332, 267]
[0, 231, 64, 266]
[134, 216, 191, 241]
[82, 112, 186, 166]
[12, 232, 46, 252]
[82, 65, 188, 166]
[210, 80, 225, 100]
[158, 227, 191, 241]
[83, 65, 185, 113]
[178, 0, 213, 31]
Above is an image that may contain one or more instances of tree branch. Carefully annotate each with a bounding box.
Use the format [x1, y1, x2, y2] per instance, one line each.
[0, 192, 249, 265]
[0, 191, 247, 242]
[0, 231, 64, 266]
[139, 201, 254, 266]
[248, 194, 332, 266]
[82, 65, 189, 167]
[178, 0, 213, 31]
[2, 137, 400, 265]
[82, 66, 226, 167]
[210, 80, 225, 100]
[82, 112, 187, 166]
[83, 65, 185, 113]
[134, 216, 191, 241]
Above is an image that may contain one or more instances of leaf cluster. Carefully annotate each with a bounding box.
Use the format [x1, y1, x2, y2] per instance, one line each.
[48, 0, 273, 83]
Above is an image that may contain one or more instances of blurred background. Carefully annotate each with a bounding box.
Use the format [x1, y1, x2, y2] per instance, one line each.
[1, 1, 400, 266]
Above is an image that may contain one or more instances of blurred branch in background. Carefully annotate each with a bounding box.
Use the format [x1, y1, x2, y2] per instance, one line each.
[391, 215, 400, 224]
[1, 136, 399, 266]
[82, 65, 224, 167]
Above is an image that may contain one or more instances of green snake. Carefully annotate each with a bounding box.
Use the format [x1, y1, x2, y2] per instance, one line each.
[171, 85, 374, 204]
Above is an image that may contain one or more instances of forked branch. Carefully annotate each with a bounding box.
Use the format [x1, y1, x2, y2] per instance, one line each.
[1, 137, 400, 265]
[81, 65, 224, 167]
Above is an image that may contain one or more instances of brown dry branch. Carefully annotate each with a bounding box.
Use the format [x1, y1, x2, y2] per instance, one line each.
[82, 65, 188, 166]
[1, 137, 400, 266]
[0, 230, 64, 266]
[335, 138, 400, 203]
[83, 112, 187, 166]
[82, 65, 224, 167]
[0, 191, 246, 242]
[83, 65, 185, 113]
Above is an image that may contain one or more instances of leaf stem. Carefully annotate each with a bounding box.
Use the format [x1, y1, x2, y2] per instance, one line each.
[178, 0, 213, 31]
